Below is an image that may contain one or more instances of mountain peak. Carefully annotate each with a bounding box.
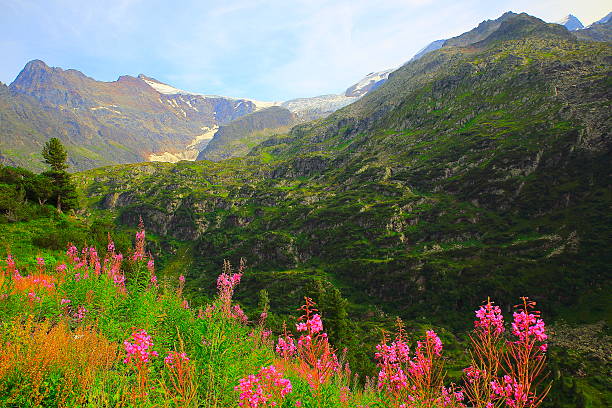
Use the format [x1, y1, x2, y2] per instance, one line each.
[556, 14, 584, 30]
[22, 59, 51, 73]
[477, 13, 574, 45]
[588, 11, 612, 27]
[10, 59, 56, 91]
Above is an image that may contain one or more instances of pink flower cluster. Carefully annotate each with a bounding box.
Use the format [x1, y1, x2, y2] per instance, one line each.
[275, 335, 297, 358]
[491, 375, 529, 408]
[147, 259, 157, 286]
[232, 304, 248, 323]
[217, 271, 241, 290]
[463, 366, 485, 384]
[375, 338, 411, 365]
[439, 386, 465, 407]
[74, 305, 87, 320]
[27, 291, 41, 303]
[164, 351, 189, 368]
[216, 262, 244, 318]
[296, 313, 323, 334]
[475, 302, 505, 335]
[423, 330, 443, 356]
[511, 310, 547, 344]
[123, 329, 158, 365]
[235, 365, 292, 407]
[66, 245, 79, 263]
[375, 327, 447, 404]
[132, 217, 146, 261]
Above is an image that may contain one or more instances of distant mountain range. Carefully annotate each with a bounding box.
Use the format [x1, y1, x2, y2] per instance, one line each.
[0, 10, 610, 170]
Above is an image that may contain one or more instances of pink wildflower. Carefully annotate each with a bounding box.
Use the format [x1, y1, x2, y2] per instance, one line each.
[276, 335, 297, 358]
[74, 305, 87, 320]
[123, 329, 158, 365]
[27, 291, 41, 303]
[511, 311, 547, 343]
[235, 365, 292, 407]
[475, 301, 505, 335]
[164, 351, 189, 368]
[232, 304, 248, 323]
[296, 313, 323, 334]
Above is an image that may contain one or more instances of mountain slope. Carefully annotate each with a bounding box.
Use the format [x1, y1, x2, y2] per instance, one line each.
[197, 106, 296, 161]
[574, 13, 612, 42]
[77, 13, 611, 328]
[1, 61, 267, 170]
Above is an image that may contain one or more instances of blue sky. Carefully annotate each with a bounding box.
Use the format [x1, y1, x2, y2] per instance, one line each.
[0, 0, 609, 101]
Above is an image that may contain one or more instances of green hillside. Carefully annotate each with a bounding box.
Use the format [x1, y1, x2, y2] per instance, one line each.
[0, 11, 610, 407]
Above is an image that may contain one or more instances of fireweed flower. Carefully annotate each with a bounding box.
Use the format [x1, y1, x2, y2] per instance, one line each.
[132, 218, 146, 261]
[439, 385, 466, 407]
[27, 291, 41, 303]
[74, 305, 87, 320]
[296, 313, 324, 334]
[147, 259, 155, 275]
[123, 329, 158, 365]
[66, 244, 79, 263]
[276, 335, 297, 358]
[232, 304, 248, 323]
[511, 310, 547, 343]
[463, 366, 485, 383]
[164, 351, 189, 367]
[475, 302, 505, 335]
[235, 365, 292, 407]
[107, 234, 115, 252]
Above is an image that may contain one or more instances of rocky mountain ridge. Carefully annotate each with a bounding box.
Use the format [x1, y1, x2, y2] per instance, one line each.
[76, 13, 611, 329]
[1, 10, 610, 171]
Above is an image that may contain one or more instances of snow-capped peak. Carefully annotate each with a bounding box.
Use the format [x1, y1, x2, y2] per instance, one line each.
[137, 74, 278, 110]
[139, 75, 190, 95]
[556, 14, 584, 31]
[344, 69, 395, 97]
[588, 11, 612, 27]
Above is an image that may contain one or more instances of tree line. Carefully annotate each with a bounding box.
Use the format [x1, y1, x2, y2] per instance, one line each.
[0, 138, 77, 221]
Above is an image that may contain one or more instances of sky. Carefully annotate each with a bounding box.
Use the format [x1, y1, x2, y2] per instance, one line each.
[0, 0, 609, 101]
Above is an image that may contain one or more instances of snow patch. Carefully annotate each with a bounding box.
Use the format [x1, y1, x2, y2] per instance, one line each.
[282, 94, 358, 118]
[139, 76, 278, 111]
[148, 151, 200, 163]
[345, 69, 394, 97]
[188, 126, 218, 148]
[149, 126, 218, 163]
[90, 106, 122, 115]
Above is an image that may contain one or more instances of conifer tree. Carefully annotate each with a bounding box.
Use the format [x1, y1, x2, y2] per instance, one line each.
[42, 137, 68, 171]
[41, 138, 77, 212]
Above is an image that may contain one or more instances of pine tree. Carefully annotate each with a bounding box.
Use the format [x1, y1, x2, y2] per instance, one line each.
[40, 138, 77, 212]
[42, 138, 68, 171]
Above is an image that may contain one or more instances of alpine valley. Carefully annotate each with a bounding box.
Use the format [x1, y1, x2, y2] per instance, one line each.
[1, 9, 611, 408]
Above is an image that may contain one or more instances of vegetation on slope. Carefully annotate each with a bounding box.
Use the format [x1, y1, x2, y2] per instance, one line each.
[197, 106, 297, 162]
[1, 223, 555, 407]
[0, 12, 610, 407]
